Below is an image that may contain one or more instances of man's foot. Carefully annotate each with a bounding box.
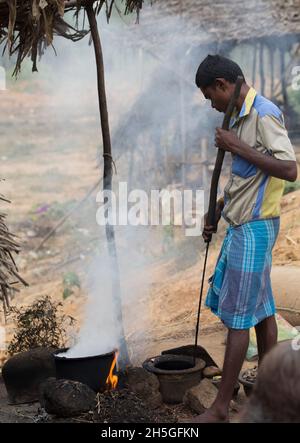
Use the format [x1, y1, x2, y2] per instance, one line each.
[180, 408, 229, 424]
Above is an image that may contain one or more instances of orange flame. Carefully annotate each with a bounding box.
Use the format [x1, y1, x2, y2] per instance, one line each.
[106, 354, 118, 389]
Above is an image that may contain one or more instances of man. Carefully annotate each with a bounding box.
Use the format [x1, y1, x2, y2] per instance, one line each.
[239, 340, 300, 423]
[195, 54, 297, 423]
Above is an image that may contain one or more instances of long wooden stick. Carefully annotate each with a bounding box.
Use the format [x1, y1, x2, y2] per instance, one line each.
[206, 76, 244, 232]
[86, 2, 130, 367]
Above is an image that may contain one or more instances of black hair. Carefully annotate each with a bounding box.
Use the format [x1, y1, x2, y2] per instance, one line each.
[195, 54, 245, 89]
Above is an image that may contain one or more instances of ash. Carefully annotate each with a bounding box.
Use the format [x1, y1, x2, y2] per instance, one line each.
[94, 388, 176, 424]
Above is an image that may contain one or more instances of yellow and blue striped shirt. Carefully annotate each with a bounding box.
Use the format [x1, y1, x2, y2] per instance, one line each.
[222, 87, 296, 226]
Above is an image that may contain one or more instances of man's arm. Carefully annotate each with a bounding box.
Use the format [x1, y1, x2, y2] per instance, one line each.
[215, 128, 298, 182]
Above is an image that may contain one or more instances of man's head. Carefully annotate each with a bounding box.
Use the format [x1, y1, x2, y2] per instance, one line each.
[195, 54, 245, 113]
[240, 340, 300, 423]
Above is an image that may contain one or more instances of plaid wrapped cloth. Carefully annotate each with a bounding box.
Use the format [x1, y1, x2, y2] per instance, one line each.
[205, 217, 280, 329]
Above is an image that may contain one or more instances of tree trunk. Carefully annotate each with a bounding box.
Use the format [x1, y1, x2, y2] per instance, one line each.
[86, 3, 130, 367]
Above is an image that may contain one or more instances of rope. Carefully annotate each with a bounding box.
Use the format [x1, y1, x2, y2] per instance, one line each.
[103, 153, 117, 175]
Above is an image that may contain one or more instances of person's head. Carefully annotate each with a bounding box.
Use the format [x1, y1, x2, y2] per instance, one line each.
[195, 54, 245, 113]
[240, 340, 300, 423]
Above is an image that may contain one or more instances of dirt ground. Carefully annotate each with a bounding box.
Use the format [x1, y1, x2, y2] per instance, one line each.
[0, 83, 300, 422]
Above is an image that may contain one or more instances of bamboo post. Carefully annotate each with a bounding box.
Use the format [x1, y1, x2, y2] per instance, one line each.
[252, 42, 257, 87]
[138, 47, 144, 91]
[179, 1, 187, 192]
[259, 41, 265, 96]
[128, 144, 135, 191]
[280, 47, 288, 107]
[269, 44, 275, 98]
[179, 74, 187, 191]
[86, 3, 130, 367]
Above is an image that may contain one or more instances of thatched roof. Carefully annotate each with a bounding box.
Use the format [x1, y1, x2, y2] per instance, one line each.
[2, 0, 299, 74]
[138, 0, 300, 48]
[0, 0, 145, 75]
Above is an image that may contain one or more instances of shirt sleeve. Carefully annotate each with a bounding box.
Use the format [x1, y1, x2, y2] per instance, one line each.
[258, 114, 296, 161]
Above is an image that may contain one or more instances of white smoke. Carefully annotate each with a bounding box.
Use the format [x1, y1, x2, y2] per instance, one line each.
[52, 7, 217, 363]
[58, 229, 152, 362]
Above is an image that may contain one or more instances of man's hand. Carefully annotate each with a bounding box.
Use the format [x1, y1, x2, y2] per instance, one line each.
[215, 128, 240, 153]
[215, 128, 298, 182]
[202, 199, 224, 243]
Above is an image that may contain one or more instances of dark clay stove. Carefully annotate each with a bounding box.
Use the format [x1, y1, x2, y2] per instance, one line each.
[54, 349, 117, 392]
[54, 345, 215, 402]
[1, 343, 218, 405]
[2, 347, 119, 404]
[143, 345, 217, 404]
[143, 354, 205, 404]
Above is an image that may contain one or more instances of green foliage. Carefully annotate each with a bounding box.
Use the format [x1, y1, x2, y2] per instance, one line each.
[63, 271, 81, 289]
[8, 296, 75, 355]
[63, 287, 73, 300]
[62, 272, 81, 300]
[283, 180, 300, 195]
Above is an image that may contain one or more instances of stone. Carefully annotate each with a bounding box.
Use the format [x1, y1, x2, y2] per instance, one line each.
[203, 366, 222, 378]
[39, 378, 96, 418]
[126, 367, 162, 409]
[2, 347, 56, 404]
[183, 378, 218, 413]
[212, 378, 240, 398]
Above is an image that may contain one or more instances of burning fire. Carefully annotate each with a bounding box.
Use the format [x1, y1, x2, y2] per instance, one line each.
[106, 354, 118, 390]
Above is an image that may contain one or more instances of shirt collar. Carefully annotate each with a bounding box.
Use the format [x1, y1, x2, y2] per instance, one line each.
[230, 87, 257, 128]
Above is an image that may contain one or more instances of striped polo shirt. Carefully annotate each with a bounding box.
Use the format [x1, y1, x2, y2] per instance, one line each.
[222, 87, 296, 226]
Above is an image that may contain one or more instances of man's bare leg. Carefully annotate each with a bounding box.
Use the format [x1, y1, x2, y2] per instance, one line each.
[255, 315, 278, 363]
[190, 328, 249, 423]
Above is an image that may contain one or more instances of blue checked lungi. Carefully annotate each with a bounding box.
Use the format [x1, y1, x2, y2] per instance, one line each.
[205, 217, 280, 329]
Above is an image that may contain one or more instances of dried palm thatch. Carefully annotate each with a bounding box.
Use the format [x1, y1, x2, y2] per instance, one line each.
[0, 193, 28, 315]
[0, 0, 145, 75]
[133, 0, 300, 50]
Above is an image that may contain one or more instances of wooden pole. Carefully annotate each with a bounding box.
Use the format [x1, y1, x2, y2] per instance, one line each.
[252, 42, 257, 87]
[179, 75, 187, 191]
[269, 44, 275, 98]
[280, 47, 288, 107]
[179, 0, 187, 192]
[259, 41, 265, 96]
[86, 2, 130, 367]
